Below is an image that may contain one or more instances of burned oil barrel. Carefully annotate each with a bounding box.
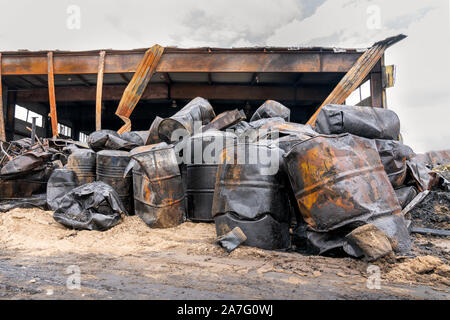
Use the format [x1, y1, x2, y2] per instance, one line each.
[375, 139, 414, 189]
[186, 131, 236, 222]
[145, 116, 163, 145]
[283, 134, 402, 233]
[250, 100, 290, 122]
[47, 168, 79, 210]
[0, 165, 53, 200]
[314, 104, 401, 140]
[96, 150, 133, 215]
[130, 143, 185, 228]
[121, 131, 148, 146]
[67, 149, 96, 185]
[212, 143, 291, 250]
[158, 97, 216, 143]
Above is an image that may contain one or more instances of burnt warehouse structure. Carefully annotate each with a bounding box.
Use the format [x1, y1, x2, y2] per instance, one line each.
[0, 35, 404, 142]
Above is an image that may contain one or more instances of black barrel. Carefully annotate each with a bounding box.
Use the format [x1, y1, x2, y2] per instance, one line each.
[158, 97, 216, 143]
[67, 149, 96, 185]
[96, 150, 133, 214]
[212, 142, 291, 250]
[186, 130, 236, 222]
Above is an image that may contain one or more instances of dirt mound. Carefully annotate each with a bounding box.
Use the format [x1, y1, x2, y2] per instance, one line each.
[384, 255, 450, 286]
[0, 208, 218, 256]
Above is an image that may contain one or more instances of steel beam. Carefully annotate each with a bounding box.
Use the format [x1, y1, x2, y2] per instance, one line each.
[16, 83, 332, 103]
[0, 51, 362, 75]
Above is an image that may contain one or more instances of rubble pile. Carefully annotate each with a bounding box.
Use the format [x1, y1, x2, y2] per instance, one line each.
[0, 97, 448, 262]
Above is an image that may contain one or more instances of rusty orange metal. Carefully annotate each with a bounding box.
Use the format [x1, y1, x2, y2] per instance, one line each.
[115, 45, 164, 134]
[47, 52, 58, 137]
[283, 134, 402, 232]
[96, 51, 106, 131]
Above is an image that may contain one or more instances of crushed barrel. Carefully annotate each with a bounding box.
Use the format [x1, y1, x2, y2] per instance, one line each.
[212, 142, 291, 250]
[158, 97, 216, 143]
[283, 133, 402, 232]
[250, 100, 290, 122]
[130, 143, 185, 228]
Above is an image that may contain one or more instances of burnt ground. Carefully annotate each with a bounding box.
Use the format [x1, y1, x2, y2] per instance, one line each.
[406, 191, 450, 230]
[0, 208, 449, 300]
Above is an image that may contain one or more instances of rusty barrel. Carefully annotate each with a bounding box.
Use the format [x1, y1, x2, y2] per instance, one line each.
[283, 133, 402, 233]
[186, 131, 236, 222]
[130, 143, 185, 228]
[67, 149, 96, 185]
[96, 150, 133, 214]
[158, 97, 216, 143]
[212, 142, 291, 250]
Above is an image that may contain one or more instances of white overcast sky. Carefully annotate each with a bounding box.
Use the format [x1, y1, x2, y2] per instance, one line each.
[0, 0, 449, 153]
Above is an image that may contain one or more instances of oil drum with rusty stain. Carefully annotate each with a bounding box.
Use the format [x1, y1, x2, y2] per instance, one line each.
[186, 130, 236, 222]
[212, 142, 291, 250]
[283, 133, 402, 233]
[67, 149, 97, 185]
[96, 150, 133, 215]
[130, 143, 185, 228]
[158, 97, 216, 143]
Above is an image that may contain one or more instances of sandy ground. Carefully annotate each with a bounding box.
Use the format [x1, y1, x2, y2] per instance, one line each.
[0, 208, 449, 299]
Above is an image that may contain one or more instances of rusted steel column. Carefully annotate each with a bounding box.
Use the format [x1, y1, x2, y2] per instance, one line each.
[370, 71, 383, 108]
[47, 52, 58, 137]
[0, 53, 5, 141]
[96, 51, 106, 131]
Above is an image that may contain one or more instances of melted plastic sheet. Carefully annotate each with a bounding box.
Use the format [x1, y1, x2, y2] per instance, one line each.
[53, 181, 125, 231]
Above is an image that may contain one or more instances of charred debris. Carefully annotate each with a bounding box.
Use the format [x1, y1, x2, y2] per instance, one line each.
[0, 97, 448, 261]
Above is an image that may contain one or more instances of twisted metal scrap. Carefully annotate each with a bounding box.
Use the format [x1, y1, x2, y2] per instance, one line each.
[115, 45, 164, 134]
[307, 34, 407, 126]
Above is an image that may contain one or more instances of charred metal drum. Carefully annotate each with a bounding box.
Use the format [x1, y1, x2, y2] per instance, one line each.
[158, 97, 216, 143]
[186, 131, 236, 222]
[96, 150, 133, 214]
[121, 131, 148, 146]
[0, 165, 53, 200]
[375, 139, 414, 188]
[130, 143, 185, 228]
[145, 116, 163, 145]
[283, 134, 402, 232]
[314, 104, 401, 140]
[250, 100, 290, 122]
[67, 149, 97, 185]
[212, 143, 291, 250]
